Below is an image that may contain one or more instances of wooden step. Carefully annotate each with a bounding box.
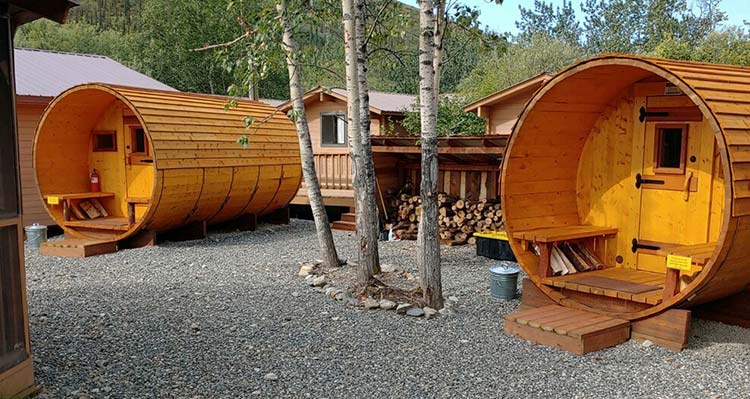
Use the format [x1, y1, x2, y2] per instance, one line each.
[40, 238, 117, 258]
[504, 305, 630, 355]
[340, 212, 356, 223]
[331, 220, 357, 231]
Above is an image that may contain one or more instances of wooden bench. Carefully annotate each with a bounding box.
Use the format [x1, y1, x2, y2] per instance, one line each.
[44, 192, 115, 222]
[126, 197, 150, 225]
[513, 225, 618, 278]
[657, 242, 716, 300]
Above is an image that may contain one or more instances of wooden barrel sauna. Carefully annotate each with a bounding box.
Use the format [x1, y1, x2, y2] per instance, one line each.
[34, 83, 301, 242]
[502, 54, 750, 321]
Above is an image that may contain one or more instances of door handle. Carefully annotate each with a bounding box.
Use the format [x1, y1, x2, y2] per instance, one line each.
[631, 238, 660, 253]
[635, 173, 664, 188]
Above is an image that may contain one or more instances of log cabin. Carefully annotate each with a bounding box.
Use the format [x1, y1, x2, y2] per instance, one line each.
[14, 48, 175, 227]
[279, 86, 414, 211]
[463, 72, 552, 135]
[279, 86, 509, 231]
[502, 54, 750, 354]
[1, 1, 78, 396]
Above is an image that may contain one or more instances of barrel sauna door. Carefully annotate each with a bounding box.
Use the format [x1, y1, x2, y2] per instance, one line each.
[633, 118, 716, 272]
[124, 124, 154, 220]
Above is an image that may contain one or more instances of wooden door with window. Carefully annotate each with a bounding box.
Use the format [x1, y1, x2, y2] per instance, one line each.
[124, 125, 153, 221]
[633, 118, 717, 272]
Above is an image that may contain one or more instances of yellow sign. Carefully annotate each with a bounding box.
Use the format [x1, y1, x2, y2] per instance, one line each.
[46, 196, 60, 205]
[666, 254, 692, 271]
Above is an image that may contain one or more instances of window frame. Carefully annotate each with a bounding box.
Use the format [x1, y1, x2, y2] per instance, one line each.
[92, 130, 117, 152]
[320, 112, 347, 147]
[127, 125, 152, 164]
[653, 123, 688, 175]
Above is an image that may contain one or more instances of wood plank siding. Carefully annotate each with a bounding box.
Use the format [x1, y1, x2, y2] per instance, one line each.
[17, 99, 53, 226]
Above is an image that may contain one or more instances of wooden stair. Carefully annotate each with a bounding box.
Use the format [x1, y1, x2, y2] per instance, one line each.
[40, 238, 117, 258]
[332, 212, 357, 231]
[504, 305, 630, 355]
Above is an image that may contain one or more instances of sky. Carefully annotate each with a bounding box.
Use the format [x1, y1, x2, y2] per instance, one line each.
[397, 0, 750, 35]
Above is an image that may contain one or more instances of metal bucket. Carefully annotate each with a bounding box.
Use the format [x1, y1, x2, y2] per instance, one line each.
[489, 262, 520, 300]
[24, 223, 47, 248]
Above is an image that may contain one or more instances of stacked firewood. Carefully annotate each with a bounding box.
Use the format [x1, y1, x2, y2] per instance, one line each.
[548, 242, 604, 276]
[384, 190, 503, 245]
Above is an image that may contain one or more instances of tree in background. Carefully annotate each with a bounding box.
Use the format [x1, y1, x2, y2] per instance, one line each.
[581, 0, 727, 54]
[399, 96, 486, 137]
[516, 0, 581, 46]
[457, 34, 585, 102]
[652, 24, 750, 66]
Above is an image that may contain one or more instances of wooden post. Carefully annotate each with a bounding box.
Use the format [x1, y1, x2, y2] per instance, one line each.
[63, 199, 70, 221]
[127, 202, 136, 226]
[236, 213, 257, 231]
[265, 207, 290, 225]
[538, 242, 552, 278]
[663, 268, 681, 300]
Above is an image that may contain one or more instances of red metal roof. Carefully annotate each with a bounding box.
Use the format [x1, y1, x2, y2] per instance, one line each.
[14, 48, 175, 98]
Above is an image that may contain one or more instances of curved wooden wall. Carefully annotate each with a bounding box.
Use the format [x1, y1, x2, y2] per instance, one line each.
[34, 84, 301, 240]
[502, 55, 750, 320]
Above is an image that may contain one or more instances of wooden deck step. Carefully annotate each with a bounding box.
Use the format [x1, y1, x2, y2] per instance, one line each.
[504, 304, 630, 355]
[332, 213, 357, 231]
[40, 238, 117, 258]
[331, 220, 357, 231]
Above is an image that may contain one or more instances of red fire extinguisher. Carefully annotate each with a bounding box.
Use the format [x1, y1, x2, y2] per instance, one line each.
[90, 169, 101, 192]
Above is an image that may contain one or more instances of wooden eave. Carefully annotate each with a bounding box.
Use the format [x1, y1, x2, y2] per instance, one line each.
[277, 85, 393, 115]
[8, 0, 78, 27]
[463, 72, 553, 113]
[16, 95, 52, 105]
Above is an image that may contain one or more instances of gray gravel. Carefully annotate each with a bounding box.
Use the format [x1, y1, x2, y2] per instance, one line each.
[25, 219, 750, 398]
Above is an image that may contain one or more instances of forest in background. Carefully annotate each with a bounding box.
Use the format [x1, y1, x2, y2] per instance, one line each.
[13, 0, 750, 103]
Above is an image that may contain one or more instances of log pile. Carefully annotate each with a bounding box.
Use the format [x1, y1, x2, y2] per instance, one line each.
[549, 242, 604, 276]
[384, 190, 503, 245]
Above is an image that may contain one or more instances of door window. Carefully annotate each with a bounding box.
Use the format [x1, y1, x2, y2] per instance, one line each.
[654, 124, 687, 174]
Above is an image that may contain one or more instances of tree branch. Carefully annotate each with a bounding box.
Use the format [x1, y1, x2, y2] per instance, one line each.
[364, 0, 394, 46]
[191, 32, 250, 52]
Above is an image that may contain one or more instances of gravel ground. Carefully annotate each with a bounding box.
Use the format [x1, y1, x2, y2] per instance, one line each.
[25, 219, 750, 398]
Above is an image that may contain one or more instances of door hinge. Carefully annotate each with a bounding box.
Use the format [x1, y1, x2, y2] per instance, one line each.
[639, 106, 670, 122]
[635, 173, 664, 188]
[631, 238, 661, 253]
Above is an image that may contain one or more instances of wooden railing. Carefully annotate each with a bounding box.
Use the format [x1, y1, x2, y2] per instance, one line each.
[313, 153, 353, 190]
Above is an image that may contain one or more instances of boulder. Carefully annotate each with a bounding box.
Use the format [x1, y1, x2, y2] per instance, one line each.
[406, 307, 425, 317]
[396, 303, 411, 314]
[364, 298, 380, 309]
[423, 307, 437, 319]
[379, 299, 397, 310]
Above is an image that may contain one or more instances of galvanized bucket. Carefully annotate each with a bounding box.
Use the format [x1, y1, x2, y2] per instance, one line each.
[24, 223, 47, 248]
[489, 262, 520, 300]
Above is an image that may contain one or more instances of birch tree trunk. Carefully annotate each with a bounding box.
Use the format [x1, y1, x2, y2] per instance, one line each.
[432, 0, 446, 97]
[278, 0, 340, 269]
[354, 0, 381, 281]
[417, 0, 443, 309]
[343, 0, 380, 284]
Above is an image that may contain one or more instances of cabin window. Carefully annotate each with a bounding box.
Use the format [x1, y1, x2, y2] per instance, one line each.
[92, 131, 117, 152]
[131, 128, 148, 155]
[654, 124, 687, 174]
[321, 113, 346, 146]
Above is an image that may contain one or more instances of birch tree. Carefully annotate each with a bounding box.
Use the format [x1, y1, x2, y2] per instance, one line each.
[278, 0, 341, 268]
[417, 0, 443, 309]
[343, 0, 381, 284]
